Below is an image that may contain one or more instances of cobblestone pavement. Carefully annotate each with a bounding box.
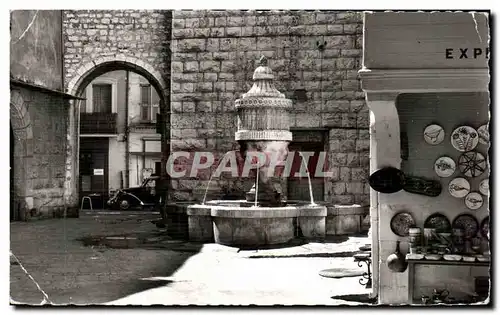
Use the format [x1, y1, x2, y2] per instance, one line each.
[10, 211, 372, 306]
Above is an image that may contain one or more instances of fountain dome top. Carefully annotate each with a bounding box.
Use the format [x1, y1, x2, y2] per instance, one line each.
[239, 56, 288, 100]
[235, 56, 293, 142]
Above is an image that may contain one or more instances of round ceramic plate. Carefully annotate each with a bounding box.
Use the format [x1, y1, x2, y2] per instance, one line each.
[479, 178, 489, 196]
[390, 212, 416, 237]
[424, 213, 452, 232]
[465, 192, 483, 210]
[452, 214, 479, 239]
[451, 126, 479, 152]
[458, 151, 487, 177]
[480, 217, 489, 239]
[448, 177, 471, 198]
[434, 156, 456, 177]
[424, 124, 445, 145]
[368, 167, 405, 194]
[477, 124, 489, 145]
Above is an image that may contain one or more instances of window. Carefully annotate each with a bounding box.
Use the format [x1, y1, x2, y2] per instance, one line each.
[92, 84, 112, 113]
[140, 84, 160, 122]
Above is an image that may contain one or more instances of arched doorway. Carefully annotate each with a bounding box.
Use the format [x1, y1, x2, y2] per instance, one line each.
[69, 58, 170, 210]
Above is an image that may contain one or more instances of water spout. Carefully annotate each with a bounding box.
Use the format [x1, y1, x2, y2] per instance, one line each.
[254, 167, 259, 207]
[202, 151, 233, 205]
[297, 151, 316, 206]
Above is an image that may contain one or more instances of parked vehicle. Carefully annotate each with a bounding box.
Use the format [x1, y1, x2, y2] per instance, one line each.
[107, 176, 162, 210]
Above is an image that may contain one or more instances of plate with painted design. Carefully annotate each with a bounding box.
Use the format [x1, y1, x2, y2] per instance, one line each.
[424, 124, 445, 145]
[424, 213, 451, 233]
[434, 156, 456, 177]
[451, 126, 479, 152]
[448, 177, 470, 198]
[390, 211, 416, 237]
[479, 178, 489, 196]
[477, 124, 489, 146]
[452, 214, 479, 239]
[465, 192, 483, 210]
[458, 151, 487, 178]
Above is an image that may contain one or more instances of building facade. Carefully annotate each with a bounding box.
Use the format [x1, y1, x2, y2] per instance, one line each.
[361, 12, 490, 304]
[169, 10, 369, 205]
[10, 10, 80, 220]
[79, 70, 162, 204]
[62, 10, 370, 212]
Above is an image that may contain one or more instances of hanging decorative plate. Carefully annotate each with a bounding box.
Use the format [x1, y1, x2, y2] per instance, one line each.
[368, 167, 405, 194]
[451, 126, 479, 152]
[477, 124, 489, 145]
[390, 212, 416, 237]
[452, 214, 479, 239]
[465, 192, 483, 210]
[479, 178, 489, 196]
[458, 151, 487, 177]
[480, 216, 489, 239]
[402, 175, 442, 197]
[448, 177, 471, 198]
[424, 213, 452, 233]
[424, 124, 445, 145]
[434, 156, 456, 177]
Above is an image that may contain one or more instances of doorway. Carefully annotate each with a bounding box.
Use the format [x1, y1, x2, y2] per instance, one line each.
[287, 131, 326, 202]
[79, 138, 109, 208]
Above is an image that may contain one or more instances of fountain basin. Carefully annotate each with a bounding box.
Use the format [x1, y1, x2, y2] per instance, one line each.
[187, 202, 326, 247]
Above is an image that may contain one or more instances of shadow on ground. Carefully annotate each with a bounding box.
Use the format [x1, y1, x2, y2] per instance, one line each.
[10, 215, 204, 306]
[331, 294, 377, 304]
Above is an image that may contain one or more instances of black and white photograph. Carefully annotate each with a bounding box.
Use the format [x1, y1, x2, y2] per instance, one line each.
[4, 1, 494, 308]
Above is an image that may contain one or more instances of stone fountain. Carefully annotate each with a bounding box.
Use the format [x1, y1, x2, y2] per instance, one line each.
[186, 56, 327, 247]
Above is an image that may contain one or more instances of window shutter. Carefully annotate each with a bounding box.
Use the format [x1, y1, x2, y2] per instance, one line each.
[152, 87, 160, 104]
[141, 105, 150, 121]
[141, 85, 151, 105]
[92, 84, 112, 113]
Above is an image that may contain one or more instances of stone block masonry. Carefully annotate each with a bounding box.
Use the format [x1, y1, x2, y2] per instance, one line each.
[11, 87, 68, 219]
[170, 10, 369, 205]
[63, 10, 172, 94]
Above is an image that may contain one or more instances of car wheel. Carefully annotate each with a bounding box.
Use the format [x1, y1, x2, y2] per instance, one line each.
[119, 199, 130, 210]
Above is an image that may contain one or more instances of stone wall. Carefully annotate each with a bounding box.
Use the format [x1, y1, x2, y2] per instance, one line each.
[170, 10, 369, 205]
[10, 10, 71, 220]
[63, 10, 171, 91]
[11, 87, 68, 219]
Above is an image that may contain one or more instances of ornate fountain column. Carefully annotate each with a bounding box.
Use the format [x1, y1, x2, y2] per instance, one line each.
[235, 56, 293, 206]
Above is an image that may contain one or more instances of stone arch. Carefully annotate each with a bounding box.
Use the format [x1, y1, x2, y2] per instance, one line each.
[67, 55, 170, 207]
[67, 55, 168, 98]
[10, 89, 33, 143]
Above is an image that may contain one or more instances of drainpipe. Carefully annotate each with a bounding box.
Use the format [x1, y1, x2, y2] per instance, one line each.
[125, 70, 130, 188]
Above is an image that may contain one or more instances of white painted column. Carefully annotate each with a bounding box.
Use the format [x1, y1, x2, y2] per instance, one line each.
[365, 92, 401, 302]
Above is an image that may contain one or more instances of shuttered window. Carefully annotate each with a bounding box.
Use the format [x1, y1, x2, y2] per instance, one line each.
[92, 84, 112, 113]
[140, 84, 160, 122]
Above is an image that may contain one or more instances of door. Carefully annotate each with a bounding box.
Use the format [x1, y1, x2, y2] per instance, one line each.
[287, 136, 325, 202]
[79, 138, 109, 208]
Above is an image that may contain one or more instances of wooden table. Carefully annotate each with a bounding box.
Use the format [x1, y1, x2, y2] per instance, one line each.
[407, 257, 490, 304]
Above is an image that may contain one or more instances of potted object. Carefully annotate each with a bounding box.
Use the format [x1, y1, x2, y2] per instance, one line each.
[387, 240, 408, 273]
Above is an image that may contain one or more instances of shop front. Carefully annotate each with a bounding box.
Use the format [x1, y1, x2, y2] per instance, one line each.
[359, 12, 490, 304]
